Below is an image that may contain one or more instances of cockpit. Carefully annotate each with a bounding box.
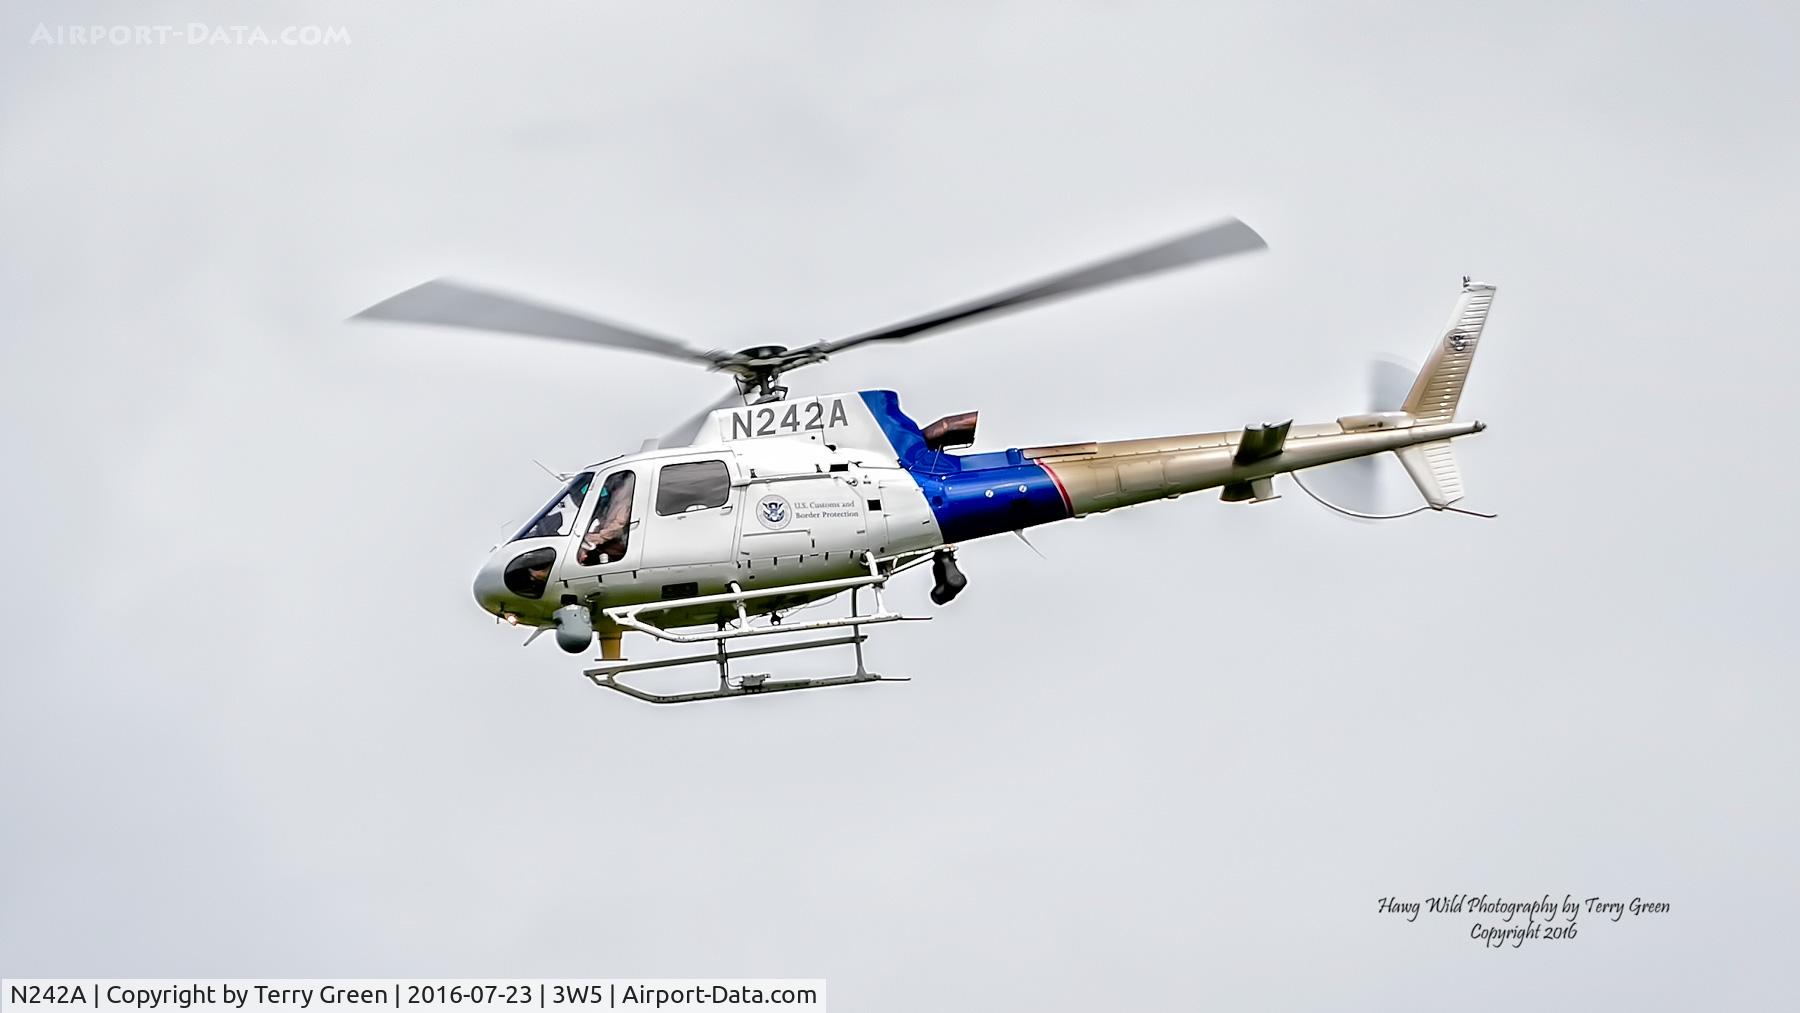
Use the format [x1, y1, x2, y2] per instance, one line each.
[484, 471, 595, 603]
[474, 462, 653, 616]
[512, 472, 594, 542]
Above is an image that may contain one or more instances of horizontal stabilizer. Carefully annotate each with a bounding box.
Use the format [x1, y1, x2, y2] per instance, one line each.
[1221, 476, 1280, 503]
[1234, 420, 1292, 465]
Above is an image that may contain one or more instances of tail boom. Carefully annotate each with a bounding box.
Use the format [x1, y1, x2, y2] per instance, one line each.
[1025, 417, 1483, 518]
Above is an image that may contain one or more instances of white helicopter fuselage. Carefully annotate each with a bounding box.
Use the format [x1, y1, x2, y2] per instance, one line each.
[355, 216, 1497, 696]
[473, 391, 998, 633]
[473, 305, 1488, 640]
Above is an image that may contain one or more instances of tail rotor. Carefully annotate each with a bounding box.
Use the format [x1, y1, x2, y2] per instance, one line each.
[1295, 358, 1417, 519]
[1295, 279, 1498, 521]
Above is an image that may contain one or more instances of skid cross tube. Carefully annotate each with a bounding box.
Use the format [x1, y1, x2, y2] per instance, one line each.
[585, 634, 910, 704]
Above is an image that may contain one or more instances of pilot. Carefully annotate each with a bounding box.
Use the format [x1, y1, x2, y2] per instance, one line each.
[526, 478, 589, 539]
[579, 473, 636, 564]
[527, 509, 564, 539]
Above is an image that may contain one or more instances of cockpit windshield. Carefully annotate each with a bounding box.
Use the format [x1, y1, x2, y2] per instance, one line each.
[511, 472, 594, 542]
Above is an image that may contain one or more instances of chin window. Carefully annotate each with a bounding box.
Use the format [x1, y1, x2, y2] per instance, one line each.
[502, 547, 557, 599]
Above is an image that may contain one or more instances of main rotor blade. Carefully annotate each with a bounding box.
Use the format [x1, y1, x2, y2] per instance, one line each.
[811, 218, 1266, 356]
[658, 387, 745, 448]
[353, 279, 723, 366]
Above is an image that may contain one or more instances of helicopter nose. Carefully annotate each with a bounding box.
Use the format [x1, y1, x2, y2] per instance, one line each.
[472, 554, 508, 616]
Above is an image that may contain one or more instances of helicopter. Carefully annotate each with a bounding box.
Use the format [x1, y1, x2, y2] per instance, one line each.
[355, 218, 1496, 703]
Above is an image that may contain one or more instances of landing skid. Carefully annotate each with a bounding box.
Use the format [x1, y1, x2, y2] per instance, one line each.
[584, 552, 932, 704]
[588, 633, 909, 704]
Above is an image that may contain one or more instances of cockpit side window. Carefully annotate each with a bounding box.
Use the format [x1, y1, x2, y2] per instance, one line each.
[512, 472, 594, 542]
[577, 470, 636, 566]
[656, 460, 731, 515]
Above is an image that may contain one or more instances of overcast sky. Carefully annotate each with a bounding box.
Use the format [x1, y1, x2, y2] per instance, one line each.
[3, 1, 1797, 1008]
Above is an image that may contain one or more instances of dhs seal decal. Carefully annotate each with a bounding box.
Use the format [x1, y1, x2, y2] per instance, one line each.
[756, 495, 792, 529]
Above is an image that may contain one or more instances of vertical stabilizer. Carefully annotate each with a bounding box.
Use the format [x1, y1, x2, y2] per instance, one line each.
[1402, 280, 1495, 423]
[1394, 280, 1496, 508]
[1395, 439, 1465, 509]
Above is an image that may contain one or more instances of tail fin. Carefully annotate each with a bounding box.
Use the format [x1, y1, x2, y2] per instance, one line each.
[1402, 279, 1495, 423]
[1397, 279, 1496, 508]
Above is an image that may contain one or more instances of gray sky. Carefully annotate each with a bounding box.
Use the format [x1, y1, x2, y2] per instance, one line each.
[3, 1, 1796, 1008]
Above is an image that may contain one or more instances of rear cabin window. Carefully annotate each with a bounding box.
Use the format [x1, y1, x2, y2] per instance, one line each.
[656, 460, 731, 515]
